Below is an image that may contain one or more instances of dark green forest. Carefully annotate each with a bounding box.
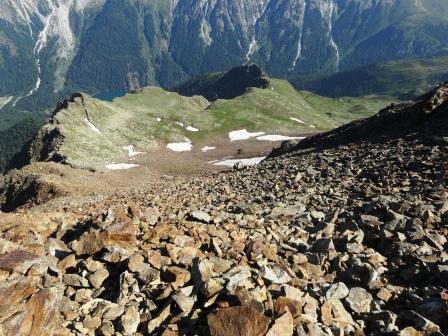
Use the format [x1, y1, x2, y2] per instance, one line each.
[0, 118, 39, 173]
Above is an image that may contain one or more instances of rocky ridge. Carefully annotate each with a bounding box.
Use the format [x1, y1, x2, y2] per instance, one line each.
[0, 86, 447, 335]
[173, 64, 271, 101]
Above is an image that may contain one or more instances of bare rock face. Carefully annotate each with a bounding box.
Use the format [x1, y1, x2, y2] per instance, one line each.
[174, 64, 271, 101]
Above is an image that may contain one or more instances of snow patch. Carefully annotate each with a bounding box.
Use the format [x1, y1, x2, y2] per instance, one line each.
[328, 0, 340, 71]
[290, 117, 305, 124]
[106, 163, 140, 170]
[212, 157, 266, 167]
[0, 96, 13, 110]
[245, 38, 257, 62]
[167, 138, 193, 152]
[200, 20, 213, 46]
[84, 118, 102, 135]
[229, 129, 265, 141]
[156, 118, 161, 122]
[202, 146, 216, 152]
[122, 145, 144, 157]
[175, 121, 185, 127]
[256, 135, 305, 142]
[186, 126, 199, 132]
[290, 1, 307, 71]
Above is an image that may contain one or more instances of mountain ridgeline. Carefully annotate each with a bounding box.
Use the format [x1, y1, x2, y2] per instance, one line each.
[1, 0, 448, 119]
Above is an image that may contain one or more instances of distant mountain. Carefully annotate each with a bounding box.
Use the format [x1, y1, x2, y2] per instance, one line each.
[1, 0, 448, 120]
[293, 56, 448, 99]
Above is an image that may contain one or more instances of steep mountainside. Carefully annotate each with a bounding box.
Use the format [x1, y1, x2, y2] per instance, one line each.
[0, 82, 446, 336]
[294, 56, 448, 99]
[1, 0, 448, 120]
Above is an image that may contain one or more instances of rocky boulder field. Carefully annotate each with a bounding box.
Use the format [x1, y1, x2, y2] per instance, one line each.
[0, 85, 447, 335]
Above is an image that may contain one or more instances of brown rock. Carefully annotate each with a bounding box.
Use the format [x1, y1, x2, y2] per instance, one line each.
[321, 300, 354, 329]
[0, 277, 36, 306]
[162, 266, 191, 289]
[83, 316, 102, 330]
[73, 232, 105, 256]
[147, 304, 171, 334]
[128, 254, 145, 272]
[274, 297, 302, 320]
[25, 289, 60, 336]
[207, 306, 270, 336]
[147, 250, 162, 269]
[377, 288, 393, 302]
[0, 250, 39, 274]
[88, 268, 109, 289]
[58, 254, 76, 271]
[266, 310, 293, 336]
[101, 220, 136, 246]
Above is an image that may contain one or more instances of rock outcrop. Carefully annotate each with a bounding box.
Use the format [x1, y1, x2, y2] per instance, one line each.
[173, 64, 270, 101]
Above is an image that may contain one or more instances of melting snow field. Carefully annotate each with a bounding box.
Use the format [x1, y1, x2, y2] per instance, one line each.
[211, 157, 266, 167]
[202, 146, 216, 152]
[256, 135, 305, 142]
[167, 139, 193, 152]
[84, 118, 102, 135]
[290, 117, 305, 124]
[122, 145, 144, 157]
[229, 129, 265, 141]
[106, 163, 140, 170]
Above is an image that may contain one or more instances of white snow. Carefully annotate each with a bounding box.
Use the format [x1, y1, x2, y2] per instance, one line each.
[186, 126, 199, 132]
[167, 139, 193, 152]
[229, 129, 265, 141]
[84, 118, 102, 135]
[106, 163, 140, 170]
[256, 135, 305, 142]
[175, 121, 185, 127]
[212, 157, 266, 167]
[122, 145, 144, 157]
[202, 146, 216, 152]
[328, 0, 340, 72]
[0, 96, 13, 110]
[290, 1, 307, 71]
[309, 124, 316, 129]
[200, 20, 213, 46]
[245, 38, 257, 62]
[156, 118, 161, 122]
[290, 117, 306, 124]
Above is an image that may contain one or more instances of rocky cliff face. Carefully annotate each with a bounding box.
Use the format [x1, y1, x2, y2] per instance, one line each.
[1, 0, 448, 115]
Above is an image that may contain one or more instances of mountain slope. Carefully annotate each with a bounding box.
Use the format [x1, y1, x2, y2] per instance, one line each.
[293, 56, 448, 99]
[270, 82, 448, 158]
[1, 0, 448, 120]
[17, 79, 391, 171]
